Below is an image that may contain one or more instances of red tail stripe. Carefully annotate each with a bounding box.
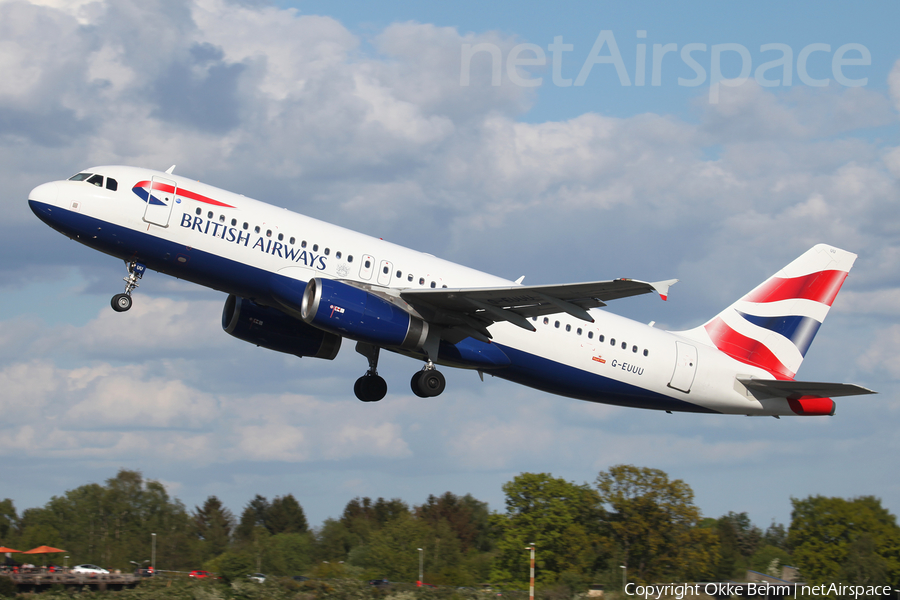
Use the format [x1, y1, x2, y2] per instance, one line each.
[704, 317, 795, 380]
[135, 180, 235, 208]
[744, 270, 848, 306]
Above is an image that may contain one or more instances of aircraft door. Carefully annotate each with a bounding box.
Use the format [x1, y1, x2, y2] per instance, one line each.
[142, 176, 178, 227]
[668, 341, 698, 393]
[359, 254, 375, 280]
[377, 260, 393, 286]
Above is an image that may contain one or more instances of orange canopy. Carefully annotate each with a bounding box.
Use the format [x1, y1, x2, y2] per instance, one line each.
[23, 546, 66, 554]
[0, 547, 20, 553]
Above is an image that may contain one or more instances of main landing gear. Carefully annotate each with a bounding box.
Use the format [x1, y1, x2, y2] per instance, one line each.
[410, 362, 446, 398]
[354, 343, 388, 402]
[110, 261, 146, 312]
[353, 343, 446, 401]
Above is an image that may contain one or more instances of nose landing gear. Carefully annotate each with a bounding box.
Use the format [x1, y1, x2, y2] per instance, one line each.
[111, 261, 145, 312]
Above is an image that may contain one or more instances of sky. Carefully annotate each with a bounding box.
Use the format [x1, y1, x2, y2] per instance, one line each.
[1, 0, 899, 539]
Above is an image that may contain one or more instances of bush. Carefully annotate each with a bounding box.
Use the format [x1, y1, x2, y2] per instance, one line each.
[0, 576, 16, 599]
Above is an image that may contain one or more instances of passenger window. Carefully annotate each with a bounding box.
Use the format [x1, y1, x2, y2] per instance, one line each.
[383, 266, 389, 274]
[313, 244, 319, 251]
[301, 241, 307, 248]
[643, 349, 649, 357]
[419, 277, 425, 285]
[365, 259, 371, 268]
[554, 321, 560, 328]
[348, 255, 353, 263]
[565, 324, 571, 332]
[621, 342, 627, 349]
[208, 211, 213, 219]
[396, 270, 402, 278]
[87, 174, 103, 187]
[255, 226, 260, 233]
[442, 285, 447, 288]
[610, 338, 616, 346]
[543, 317, 549, 325]
[219, 214, 225, 223]
[632, 345, 638, 353]
[196, 208, 202, 216]
[231, 218, 237, 226]
[243, 222, 248, 230]
[577, 328, 582, 335]
[105, 178, 118, 191]
[408, 274, 413, 282]
[588, 331, 594, 339]
[430, 281, 436, 288]
[324, 248, 330, 255]
[290, 237, 295, 244]
[336, 251, 341, 259]
[278, 233, 283, 241]
[599, 335, 605, 343]
[266, 230, 272, 237]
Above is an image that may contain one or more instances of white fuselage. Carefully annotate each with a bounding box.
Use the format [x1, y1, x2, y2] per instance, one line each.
[29, 165, 788, 416]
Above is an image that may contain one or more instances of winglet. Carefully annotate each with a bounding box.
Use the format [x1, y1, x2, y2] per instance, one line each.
[651, 279, 678, 301]
[166, 165, 176, 174]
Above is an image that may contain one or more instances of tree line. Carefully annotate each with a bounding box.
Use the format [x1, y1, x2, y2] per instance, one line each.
[1, 466, 898, 593]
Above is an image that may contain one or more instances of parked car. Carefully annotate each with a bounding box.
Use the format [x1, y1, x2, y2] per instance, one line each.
[72, 564, 109, 574]
[248, 573, 266, 583]
[190, 570, 213, 579]
[369, 579, 391, 587]
[292, 575, 309, 582]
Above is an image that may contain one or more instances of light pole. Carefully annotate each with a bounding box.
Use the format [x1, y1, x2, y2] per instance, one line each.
[417, 548, 423, 586]
[151, 533, 156, 573]
[526, 543, 536, 600]
[620, 565, 626, 591]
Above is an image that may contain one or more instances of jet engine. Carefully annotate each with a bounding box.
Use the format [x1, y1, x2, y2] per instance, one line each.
[222, 295, 341, 359]
[298, 278, 429, 351]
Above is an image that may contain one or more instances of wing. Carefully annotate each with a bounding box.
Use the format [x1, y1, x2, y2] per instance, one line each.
[737, 378, 877, 399]
[399, 278, 677, 342]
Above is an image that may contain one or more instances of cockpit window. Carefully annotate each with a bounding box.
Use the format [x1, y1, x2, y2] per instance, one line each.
[86, 174, 104, 187]
[68, 173, 93, 181]
[106, 178, 118, 191]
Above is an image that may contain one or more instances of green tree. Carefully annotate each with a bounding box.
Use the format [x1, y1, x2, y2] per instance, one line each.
[193, 496, 235, 561]
[14, 469, 194, 571]
[596, 465, 719, 583]
[417, 492, 493, 553]
[0, 499, 16, 543]
[235, 495, 270, 544]
[263, 532, 314, 575]
[267, 495, 308, 535]
[491, 473, 602, 586]
[314, 518, 353, 562]
[788, 495, 900, 587]
[713, 512, 762, 579]
[339, 497, 409, 547]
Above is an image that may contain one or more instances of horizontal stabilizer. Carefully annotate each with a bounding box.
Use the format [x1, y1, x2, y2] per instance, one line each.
[738, 377, 876, 399]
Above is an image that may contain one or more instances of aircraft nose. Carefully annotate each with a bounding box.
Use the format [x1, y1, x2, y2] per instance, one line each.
[28, 182, 60, 224]
[28, 181, 59, 207]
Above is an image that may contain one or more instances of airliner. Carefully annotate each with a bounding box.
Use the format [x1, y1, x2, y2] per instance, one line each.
[28, 166, 874, 415]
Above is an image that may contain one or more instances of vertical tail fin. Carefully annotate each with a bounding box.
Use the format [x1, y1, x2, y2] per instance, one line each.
[677, 244, 856, 380]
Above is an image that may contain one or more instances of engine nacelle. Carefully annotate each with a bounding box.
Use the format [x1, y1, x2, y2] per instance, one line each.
[299, 278, 428, 351]
[222, 295, 341, 359]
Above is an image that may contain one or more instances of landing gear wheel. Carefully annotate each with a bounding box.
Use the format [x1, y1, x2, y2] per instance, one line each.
[354, 374, 387, 402]
[411, 369, 445, 397]
[410, 372, 429, 398]
[111, 293, 132, 312]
